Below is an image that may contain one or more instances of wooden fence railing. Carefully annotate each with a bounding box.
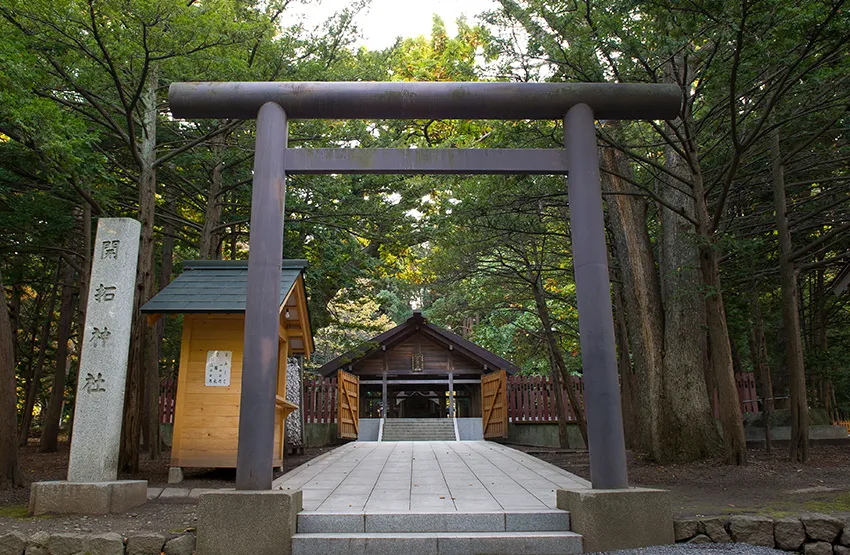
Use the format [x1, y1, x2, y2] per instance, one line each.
[158, 371, 762, 425]
[736, 372, 759, 413]
[160, 376, 176, 424]
[507, 375, 584, 422]
[303, 376, 338, 424]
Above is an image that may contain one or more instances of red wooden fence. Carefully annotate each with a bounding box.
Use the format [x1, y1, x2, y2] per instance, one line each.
[507, 375, 585, 422]
[158, 371, 760, 425]
[736, 372, 759, 413]
[160, 377, 176, 424]
[303, 376, 338, 424]
[713, 371, 760, 418]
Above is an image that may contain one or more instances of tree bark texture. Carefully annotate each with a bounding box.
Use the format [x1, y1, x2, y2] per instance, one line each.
[19, 264, 60, 447]
[121, 66, 158, 472]
[749, 296, 774, 452]
[0, 268, 23, 488]
[600, 146, 663, 455]
[530, 276, 588, 446]
[603, 145, 721, 461]
[546, 344, 573, 449]
[39, 259, 77, 452]
[659, 142, 724, 462]
[692, 192, 747, 465]
[147, 191, 176, 459]
[612, 276, 637, 449]
[770, 126, 809, 463]
[200, 131, 226, 260]
[67, 203, 92, 440]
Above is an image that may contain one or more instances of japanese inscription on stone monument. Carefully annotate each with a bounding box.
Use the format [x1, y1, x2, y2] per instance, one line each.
[67, 218, 141, 483]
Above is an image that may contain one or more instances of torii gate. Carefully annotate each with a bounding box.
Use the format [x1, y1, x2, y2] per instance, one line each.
[168, 81, 680, 491]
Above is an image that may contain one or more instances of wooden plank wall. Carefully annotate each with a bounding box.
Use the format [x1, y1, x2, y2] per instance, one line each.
[171, 314, 283, 468]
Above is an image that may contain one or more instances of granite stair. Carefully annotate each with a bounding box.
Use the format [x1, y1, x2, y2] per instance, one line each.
[381, 418, 457, 441]
[292, 509, 582, 555]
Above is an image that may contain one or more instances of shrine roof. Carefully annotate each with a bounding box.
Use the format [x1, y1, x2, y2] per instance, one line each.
[140, 259, 307, 314]
[317, 311, 520, 376]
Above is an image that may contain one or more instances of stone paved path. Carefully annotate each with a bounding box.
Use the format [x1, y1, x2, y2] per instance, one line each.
[146, 486, 231, 501]
[272, 441, 590, 513]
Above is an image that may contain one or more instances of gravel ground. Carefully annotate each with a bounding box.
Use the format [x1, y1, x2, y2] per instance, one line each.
[596, 544, 789, 555]
[513, 443, 850, 518]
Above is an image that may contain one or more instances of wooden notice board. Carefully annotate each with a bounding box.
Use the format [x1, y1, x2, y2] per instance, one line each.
[337, 370, 360, 439]
[482, 369, 508, 439]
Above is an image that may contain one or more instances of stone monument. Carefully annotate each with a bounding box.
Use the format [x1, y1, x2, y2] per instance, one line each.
[29, 218, 148, 515]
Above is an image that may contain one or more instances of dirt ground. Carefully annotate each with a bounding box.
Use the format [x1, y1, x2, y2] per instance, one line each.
[2, 440, 848, 536]
[0, 440, 333, 536]
[513, 443, 850, 519]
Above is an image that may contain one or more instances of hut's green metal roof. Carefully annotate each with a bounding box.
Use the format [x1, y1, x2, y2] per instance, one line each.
[140, 259, 307, 314]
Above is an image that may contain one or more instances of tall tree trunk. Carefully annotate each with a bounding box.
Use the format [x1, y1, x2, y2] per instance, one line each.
[230, 219, 239, 260]
[19, 287, 49, 401]
[68, 203, 92, 440]
[0, 267, 24, 488]
[662, 53, 744, 464]
[530, 275, 588, 446]
[39, 259, 77, 451]
[812, 263, 833, 419]
[545, 343, 572, 449]
[770, 126, 809, 462]
[9, 286, 20, 363]
[692, 184, 747, 465]
[19, 263, 60, 447]
[612, 276, 637, 449]
[749, 295, 774, 453]
[659, 140, 724, 463]
[121, 65, 158, 472]
[148, 190, 176, 460]
[200, 131, 226, 260]
[600, 146, 663, 455]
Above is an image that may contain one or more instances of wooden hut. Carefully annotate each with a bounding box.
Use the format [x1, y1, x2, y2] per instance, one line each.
[141, 260, 313, 474]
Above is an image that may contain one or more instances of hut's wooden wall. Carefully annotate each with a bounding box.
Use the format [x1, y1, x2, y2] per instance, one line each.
[171, 314, 285, 468]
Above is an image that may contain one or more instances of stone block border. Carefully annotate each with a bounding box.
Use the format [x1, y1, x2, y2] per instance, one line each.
[0, 531, 195, 555]
[675, 513, 849, 554]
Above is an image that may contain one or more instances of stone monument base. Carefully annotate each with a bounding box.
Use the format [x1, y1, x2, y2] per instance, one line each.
[557, 486, 673, 552]
[29, 480, 148, 516]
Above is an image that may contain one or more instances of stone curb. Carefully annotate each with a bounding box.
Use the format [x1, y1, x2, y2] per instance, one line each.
[675, 514, 848, 553]
[0, 532, 194, 555]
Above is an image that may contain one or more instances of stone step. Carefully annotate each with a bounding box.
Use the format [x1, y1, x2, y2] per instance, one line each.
[382, 427, 454, 430]
[382, 431, 455, 434]
[381, 433, 456, 436]
[297, 510, 571, 533]
[382, 422, 454, 427]
[381, 436, 456, 440]
[383, 423, 455, 427]
[382, 428, 454, 432]
[381, 436, 456, 441]
[381, 420, 457, 441]
[382, 428, 455, 433]
[384, 421, 454, 423]
[292, 531, 582, 555]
